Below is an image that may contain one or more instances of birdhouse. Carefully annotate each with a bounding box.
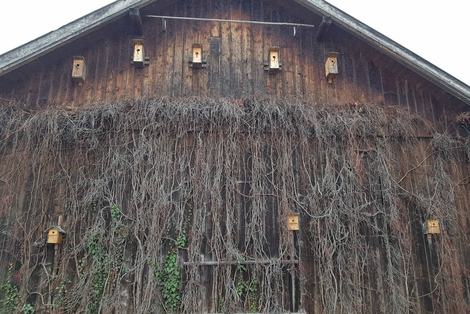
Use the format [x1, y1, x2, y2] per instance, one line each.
[72, 56, 86, 85]
[287, 214, 299, 231]
[325, 52, 339, 83]
[189, 43, 206, 68]
[193, 43, 202, 64]
[133, 39, 145, 67]
[423, 219, 440, 234]
[265, 47, 282, 72]
[46, 226, 66, 244]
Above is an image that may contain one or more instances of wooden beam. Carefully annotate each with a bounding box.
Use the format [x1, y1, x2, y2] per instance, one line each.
[129, 8, 143, 35]
[183, 259, 299, 266]
[146, 15, 316, 28]
[315, 16, 332, 42]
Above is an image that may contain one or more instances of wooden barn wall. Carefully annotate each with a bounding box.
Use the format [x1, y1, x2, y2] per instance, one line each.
[0, 0, 465, 122]
[0, 126, 469, 313]
[0, 0, 469, 312]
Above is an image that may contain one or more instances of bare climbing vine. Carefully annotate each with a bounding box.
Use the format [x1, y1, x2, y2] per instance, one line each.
[0, 97, 468, 313]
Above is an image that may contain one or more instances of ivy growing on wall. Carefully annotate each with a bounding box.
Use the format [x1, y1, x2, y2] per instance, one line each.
[155, 210, 191, 312]
[0, 264, 19, 313]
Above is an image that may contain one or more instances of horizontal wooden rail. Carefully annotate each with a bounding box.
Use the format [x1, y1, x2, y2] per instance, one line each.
[146, 15, 316, 28]
[182, 259, 299, 266]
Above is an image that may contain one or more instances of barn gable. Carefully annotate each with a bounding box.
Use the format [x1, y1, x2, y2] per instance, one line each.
[0, 0, 469, 115]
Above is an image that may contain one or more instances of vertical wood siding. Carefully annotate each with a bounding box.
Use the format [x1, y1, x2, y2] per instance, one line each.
[0, 0, 460, 120]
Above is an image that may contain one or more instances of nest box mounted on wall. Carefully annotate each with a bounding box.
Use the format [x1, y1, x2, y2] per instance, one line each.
[287, 214, 299, 231]
[264, 47, 282, 73]
[132, 39, 149, 67]
[72, 56, 86, 85]
[189, 43, 207, 68]
[46, 225, 66, 245]
[423, 219, 440, 234]
[325, 52, 339, 84]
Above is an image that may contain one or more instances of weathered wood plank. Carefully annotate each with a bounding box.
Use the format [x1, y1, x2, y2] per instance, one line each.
[220, 0, 231, 97]
[133, 61, 145, 98]
[417, 89, 425, 114]
[284, 47, 294, 97]
[54, 58, 71, 105]
[26, 70, 40, 107]
[368, 60, 384, 105]
[115, 34, 130, 100]
[96, 39, 111, 102]
[209, 0, 221, 37]
[397, 76, 406, 109]
[251, 0, 264, 96]
[241, 0, 253, 96]
[81, 45, 96, 103]
[153, 15, 168, 96]
[352, 52, 367, 103]
[207, 36, 221, 98]
[198, 0, 210, 97]
[263, 1, 275, 97]
[46, 64, 58, 106]
[403, 80, 411, 114]
[105, 35, 120, 101]
[37, 66, 52, 108]
[342, 51, 355, 103]
[230, 0, 242, 99]
[381, 67, 398, 106]
[165, 19, 177, 96]
[312, 39, 325, 102]
[182, 2, 194, 96]
[293, 28, 302, 97]
[304, 35, 315, 100]
[170, 3, 185, 97]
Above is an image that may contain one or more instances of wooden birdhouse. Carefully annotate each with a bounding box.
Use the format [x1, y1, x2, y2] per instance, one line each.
[189, 43, 206, 68]
[423, 219, 440, 234]
[265, 46, 282, 72]
[46, 226, 66, 244]
[132, 39, 149, 67]
[71, 56, 86, 85]
[193, 43, 202, 64]
[134, 43, 144, 66]
[325, 52, 339, 83]
[287, 214, 299, 231]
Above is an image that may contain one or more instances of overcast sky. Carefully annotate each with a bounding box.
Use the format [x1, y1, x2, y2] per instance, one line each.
[1, 0, 469, 86]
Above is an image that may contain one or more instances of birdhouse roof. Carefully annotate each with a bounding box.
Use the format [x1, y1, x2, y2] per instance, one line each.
[45, 225, 67, 234]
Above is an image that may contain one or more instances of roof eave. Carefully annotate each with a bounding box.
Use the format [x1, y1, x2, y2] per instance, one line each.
[0, 0, 157, 77]
[293, 0, 470, 106]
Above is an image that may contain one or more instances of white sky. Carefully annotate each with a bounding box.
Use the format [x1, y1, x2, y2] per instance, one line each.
[1, 0, 469, 86]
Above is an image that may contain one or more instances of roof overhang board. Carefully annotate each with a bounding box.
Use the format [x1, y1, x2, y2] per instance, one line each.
[293, 0, 470, 106]
[0, 0, 159, 77]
